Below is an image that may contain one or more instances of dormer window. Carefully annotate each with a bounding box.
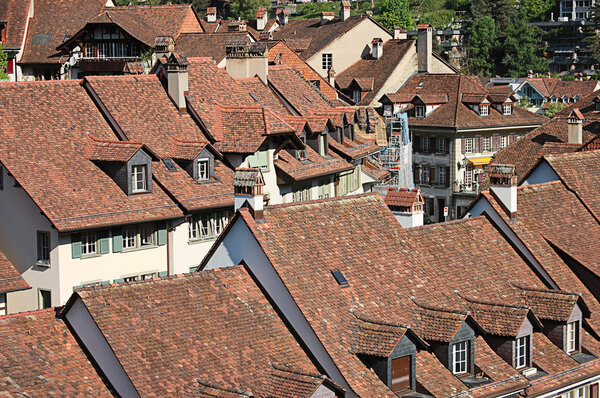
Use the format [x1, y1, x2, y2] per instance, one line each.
[452, 341, 469, 374]
[595, 101, 600, 112]
[415, 105, 425, 118]
[197, 158, 209, 181]
[296, 148, 307, 160]
[515, 335, 530, 369]
[567, 321, 580, 353]
[503, 104, 512, 115]
[131, 165, 148, 193]
[480, 105, 489, 116]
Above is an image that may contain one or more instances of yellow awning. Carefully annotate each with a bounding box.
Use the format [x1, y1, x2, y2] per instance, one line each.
[468, 157, 492, 166]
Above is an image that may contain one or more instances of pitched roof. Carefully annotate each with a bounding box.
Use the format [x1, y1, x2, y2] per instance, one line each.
[19, 0, 107, 64]
[272, 15, 380, 60]
[0, 250, 29, 294]
[0, 308, 112, 397]
[472, 336, 529, 394]
[389, 74, 547, 130]
[175, 32, 251, 64]
[74, 267, 326, 397]
[0, 0, 31, 49]
[384, 187, 422, 208]
[349, 313, 409, 356]
[328, 134, 380, 160]
[0, 80, 182, 231]
[267, 65, 333, 115]
[336, 39, 414, 105]
[518, 285, 586, 322]
[274, 145, 352, 182]
[556, 89, 600, 118]
[464, 297, 534, 337]
[521, 78, 598, 100]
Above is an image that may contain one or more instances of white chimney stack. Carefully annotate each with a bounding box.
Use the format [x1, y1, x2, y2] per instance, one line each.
[340, 0, 350, 21]
[256, 6, 268, 31]
[206, 7, 217, 22]
[568, 109, 584, 144]
[394, 27, 407, 40]
[417, 24, 432, 73]
[489, 164, 518, 218]
[372, 38, 383, 59]
[234, 168, 265, 220]
[225, 41, 269, 84]
[166, 53, 189, 112]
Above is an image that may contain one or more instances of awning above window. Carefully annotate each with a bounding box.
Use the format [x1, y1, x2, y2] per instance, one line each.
[468, 157, 492, 166]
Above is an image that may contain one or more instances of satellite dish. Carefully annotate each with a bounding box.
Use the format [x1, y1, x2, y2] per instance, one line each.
[69, 56, 77, 66]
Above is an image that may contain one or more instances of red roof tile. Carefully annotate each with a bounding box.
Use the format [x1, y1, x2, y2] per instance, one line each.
[0, 250, 29, 294]
[384, 187, 422, 208]
[0, 0, 30, 49]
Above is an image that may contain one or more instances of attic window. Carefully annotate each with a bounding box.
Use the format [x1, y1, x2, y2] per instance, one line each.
[415, 105, 425, 118]
[250, 93, 259, 102]
[331, 269, 348, 287]
[503, 104, 512, 115]
[198, 159, 209, 181]
[596, 102, 600, 112]
[131, 165, 148, 193]
[162, 158, 176, 171]
[417, 81, 424, 88]
[567, 321, 580, 353]
[515, 335, 529, 369]
[304, 95, 313, 103]
[480, 105, 489, 116]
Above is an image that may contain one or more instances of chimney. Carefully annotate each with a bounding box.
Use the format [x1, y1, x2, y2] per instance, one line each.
[225, 41, 269, 84]
[206, 7, 217, 23]
[167, 53, 189, 112]
[234, 167, 265, 221]
[321, 11, 335, 25]
[328, 68, 336, 87]
[489, 164, 518, 218]
[372, 38, 383, 59]
[153, 36, 174, 60]
[340, 0, 350, 21]
[567, 109, 584, 144]
[394, 26, 407, 40]
[417, 24, 432, 73]
[276, 9, 288, 26]
[384, 187, 424, 228]
[256, 6, 267, 31]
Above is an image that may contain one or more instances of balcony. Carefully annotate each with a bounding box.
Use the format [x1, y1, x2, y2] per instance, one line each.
[453, 181, 479, 195]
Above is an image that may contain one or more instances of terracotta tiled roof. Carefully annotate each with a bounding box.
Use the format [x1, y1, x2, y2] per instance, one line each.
[0, 0, 30, 50]
[415, 350, 469, 396]
[527, 358, 600, 397]
[75, 267, 326, 397]
[522, 78, 598, 101]
[19, 0, 107, 64]
[384, 187, 421, 208]
[472, 336, 529, 393]
[0, 250, 29, 294]
[175, 32, 251, 64]
[363, 157, 389, 181]
[555, 89, 600, 118]
[272, 15, 375, 60]
[349, 312, 410, 356]
[87, 135, 145, 162]
[274, 146, 352, 182]
[412, 301, 469, 342]
[328, 134, 380, 160]
[517, 285, 584, 322]
[0, 308, 112, 396]
[336, 40, 415, 105]
[389, 74, 547, 129]
[0, 80, 182, 231]
[464, 298, 533, 337]
[236, 76, 292, 116]
[533, 332, 579, 374]
[268, 65, 333, 115]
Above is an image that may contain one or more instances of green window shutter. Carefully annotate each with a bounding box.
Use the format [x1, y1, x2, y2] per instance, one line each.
[189, 266, 198, 273]
[71, 234, 82, 259]
[113, 278, 124, 283]
[157, 222, 167, 246]
[99, 230, 110, 254]
[247, 153, 259, 167]
[101, 280, 110, 285]
[158, 271, 168, 277]
[72, 284, 83, 291]
[112, 228, 123, 253]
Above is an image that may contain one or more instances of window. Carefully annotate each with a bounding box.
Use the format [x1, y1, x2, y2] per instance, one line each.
[189, 210, 232, 241]
[123, 225, 156, 249]
[452, 341, 468, 374]
[322, 53, 332, 70]
[294, 185, 312, 202]
[503, 104, 512, 115]
[480, 105, 489, 116]
[123, 227, 137, 249]
[595, 101, 600, 112]
[81, 232, 97, 255]
[353, 90, 361, 104]
[438, 167, 447, 186]
[83, 43, 94, 58]
[318, 134, 326, 156]
[391, 356, 411, 393]
[0, 293, 6, 316]
[516, 335, 529, 369]
[123, 275, 138, 283]
[482, 136, 491, 152]
[422, 166, 431, 184]
[141, 272, 157, 280]
[318, 179, 330, 199]
[415, 105, 425, 118]
[567, 321, 579, 353]
[38, 289, 51, 309]
[131, 164, 147, 193]
[197, 158, 209, 181]
[465, 138, 473, 154]
[37, 231, 50, 265]
[500, 136, 507, 148]
[422, 136, 430, 152]
[465, 165, 473, 187]
[437, 137, 446, 153]
[296, 148, 306, 160]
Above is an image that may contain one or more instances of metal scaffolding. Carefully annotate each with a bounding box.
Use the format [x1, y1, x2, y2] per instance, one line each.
[378, 115, 413, 188]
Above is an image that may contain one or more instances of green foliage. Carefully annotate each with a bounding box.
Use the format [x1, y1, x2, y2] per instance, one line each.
[519, 0, 554, 21]
[376, 0, 414, 30]
[544, 102, 566, 118]
[501, 12, 547, 77]
[115, 0, 211, 15]
[229, 0, 270, 20]
[584, 3, 600, 64]
[420, 8, 454, 27]
[292, 2, 338, 19]
[463, 16, 496, 76]
[0, 44, 8, 81]
[516, 97, 533, 109]
[563, 75, 576, 81]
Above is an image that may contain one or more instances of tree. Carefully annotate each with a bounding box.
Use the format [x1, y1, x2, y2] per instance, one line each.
[544, 102, 566, 118]
[501, 12, 547, 77]
[377, 0, 414, 30]
[584, 3, 600, 64]
[519, 0, 554, 21]
[229, 0, 270, 20]
[0, 44, 8, 81]
[463, 16, 496, 76]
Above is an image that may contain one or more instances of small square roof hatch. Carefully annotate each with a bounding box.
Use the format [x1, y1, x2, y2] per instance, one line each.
[162, 158, 177, 171]
[331, 270, 349, 287]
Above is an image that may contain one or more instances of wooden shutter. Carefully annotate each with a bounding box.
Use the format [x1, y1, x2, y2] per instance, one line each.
[475, 137, 482, 153]
[391, 356, 411, 392]
[71, 234, 82, 259]
[591, 383, 598, 398]
[446, 167, 450, 187]
[430, 166, 436, 184]
[446, 137, 451, 153]
[461, 137, 466, 154]
[112, 228, 123, 253]
[99, 230, 110, 254]
[413, 136, 421, 152]
[157, 222, 167, 246]
[492, 135, 500, 151]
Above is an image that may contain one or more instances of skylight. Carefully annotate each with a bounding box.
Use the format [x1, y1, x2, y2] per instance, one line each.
[304, 95, 313, 103]
[250, 93, 259, 101]
[162, 158, 176, 171]
[331, 270, 349, 287]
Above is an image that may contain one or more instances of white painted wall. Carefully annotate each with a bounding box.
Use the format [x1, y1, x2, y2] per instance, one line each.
[170, 217, 226, 274]
[393, 211, 424, 228]
[521, 160, 559, 186]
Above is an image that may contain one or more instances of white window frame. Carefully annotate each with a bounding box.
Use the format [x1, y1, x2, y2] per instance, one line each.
[482, 136, 491, 152]
[465, 165, 473, 187]
[197, 158, 209, 181]
[131, 164, 147, 193]
[123, 225, 156, 250]
[503, 104, 512, 115]
[123, 227, 137, 249]
[422, 165, 431, 184]
[318, 134, 326, 156]
[37, 230, 50, 265]
[567, 321, 578, 353]
[422, 136, 430, 152]
[0, 293, 6, 316]
[500, 136, 507, 148]
[439, 167, 447, 186]
[189, 210, 232, 241]
[81, 232, 97, 255]
[322, 53, 332, 70]
[515, 336, 528, 369]
[465, 138, 473, 154]
[38, 289, 51, 310]
[452, 341, 468, 374]
[353, 90, 361, 104]
[415, 105, 425, 118]
[480, 104, 489, 116]
[437, 137, 446, 153]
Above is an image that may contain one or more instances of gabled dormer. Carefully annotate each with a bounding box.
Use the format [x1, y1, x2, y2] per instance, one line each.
[593, 96, 600, 112]
[350, 312, 428, 395]
[167, 137, 216, 182]
[462, 94, 491, 116]
[306, 121, 331, 157]
[489, 93, 515, 115]
[87, 135, 154, 195]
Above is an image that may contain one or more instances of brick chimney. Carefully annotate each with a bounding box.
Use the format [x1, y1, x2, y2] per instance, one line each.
[226, 41, 268, 84]
[340, 0, 351, 21]
[234, 168, 265, 220]
[206, 7, 217, 23]
[166, 53, 189, 112]
[372, 38, 383, 59]
[276, 9, 288, 26]
[417, 24, 432, 73]
[394, 27, 407, 40]
[489, 164, 518, 218]
[321, 11, 335, 25]
[568, 109, 584, 145]
[256, 6, 268, 31]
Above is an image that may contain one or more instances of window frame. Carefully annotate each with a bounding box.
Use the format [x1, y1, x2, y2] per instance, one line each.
[515, 335, 529, 369]
[123, 224, 157, 250]
[438, 167, 447, 186]
[437, 137, 446, 153]
[322, 53, 332, 70]
[81, 231, 98, 256]
[503, 103, 512, 115]
[415, 105, 426, 118]
[500, 136, 507, 149]
[36, 230, 51, 265]
[422, 136, 430, 153]
[465, 138, 473, 154]
[131, 164, 148, 193]
[189, 210, 232, 241]
[482, 136, 491, 152]
[567, 321, 579, 353]
[479, 104, 489, 116]
[38, 289, 51, 310]
[0, 293, 6, 316]
[452, 340, 468, 375]
[197, 158, 210, 181]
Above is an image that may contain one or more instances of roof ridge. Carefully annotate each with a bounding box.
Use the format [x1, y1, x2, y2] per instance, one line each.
[407, 215, 486, 231]
[87, 134, 143, 146]
[411, 297, 468, 315]
[264, 192, 380, 211]
[458, 292, 528, 310]
[0, 306, 59, 320]
[194, 378, 253, 396]
[511, 281, 582, 297]
[352, 310, 410, 329]
[269, 362, 326, 380]
[546, 149, 600, 158]
[516, 180, 562, 191]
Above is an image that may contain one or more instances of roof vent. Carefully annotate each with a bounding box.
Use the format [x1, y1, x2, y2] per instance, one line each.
[331, 270, 349, 287]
